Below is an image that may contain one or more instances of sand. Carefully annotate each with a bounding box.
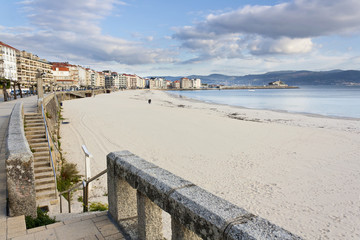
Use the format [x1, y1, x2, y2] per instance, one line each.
[60, 89, 360, 240]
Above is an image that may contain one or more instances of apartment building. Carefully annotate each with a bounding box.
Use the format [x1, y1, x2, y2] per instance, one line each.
[0, 41, 18, 82]
[180, 77, 191, 89]
[16, 50, 53, 89]
[97, 72, 105, 88]
[148, 77, 167, 89]
[118, 74, 127, 89]
[52, 62, 80, 90]
[78, 66, 87, 87]
[124, 74, 138, 89]
[172, 80, 180, 89]
[180, 77, 201, 89]
[112, 72, 120, 88]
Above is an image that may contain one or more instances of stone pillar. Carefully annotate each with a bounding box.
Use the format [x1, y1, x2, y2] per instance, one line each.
[171, 217, 202, 240]
[107, 161, 137, 223]
[137, 191, 163, 240]
[36, 69, 44, 99]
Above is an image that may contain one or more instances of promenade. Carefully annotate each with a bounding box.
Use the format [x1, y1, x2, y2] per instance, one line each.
[0, 95, 38, 239]
[0, 95, 127, 240]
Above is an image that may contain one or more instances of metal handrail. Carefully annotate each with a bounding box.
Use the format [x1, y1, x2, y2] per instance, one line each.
[41, 104, 57, 196]
[59, 169, 107, 213]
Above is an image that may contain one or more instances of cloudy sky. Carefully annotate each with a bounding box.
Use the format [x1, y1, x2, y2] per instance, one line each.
[1, 0, 360, 76]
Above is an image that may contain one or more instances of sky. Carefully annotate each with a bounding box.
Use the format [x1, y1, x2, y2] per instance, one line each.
[1, 0, 360, 77]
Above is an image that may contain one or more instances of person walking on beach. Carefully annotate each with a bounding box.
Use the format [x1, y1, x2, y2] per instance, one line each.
[148, 99, 151, 104]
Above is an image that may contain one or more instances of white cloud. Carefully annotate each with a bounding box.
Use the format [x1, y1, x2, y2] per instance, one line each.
[0, 0, 175, 66]
[249, 37, 314, 55]
[203, 0, 360, 38]
[173, 0, 360, 62]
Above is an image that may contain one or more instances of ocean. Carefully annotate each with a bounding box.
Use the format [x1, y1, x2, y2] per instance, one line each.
[169, 86, 360, 119]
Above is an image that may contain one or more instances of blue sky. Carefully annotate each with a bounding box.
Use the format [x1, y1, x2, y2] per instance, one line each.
[1, 0, 360, 76]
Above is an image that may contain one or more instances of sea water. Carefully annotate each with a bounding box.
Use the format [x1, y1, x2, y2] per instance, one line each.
[169, 86, 360, 119]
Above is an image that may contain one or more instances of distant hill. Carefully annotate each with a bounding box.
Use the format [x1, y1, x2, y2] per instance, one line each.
[150, 70, 360, 86]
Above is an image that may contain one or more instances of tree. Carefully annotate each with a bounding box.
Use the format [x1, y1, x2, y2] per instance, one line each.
[0, 77, 10, 102]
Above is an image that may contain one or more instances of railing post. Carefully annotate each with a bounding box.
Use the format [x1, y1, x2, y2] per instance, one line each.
[83, 180, 88, 212]
[60, 195, 62, 213]
[82, 145, 92, 190]
[137, 191, 163, 240]
[107, 158, 137, 223]
[68, 192, 71, 213]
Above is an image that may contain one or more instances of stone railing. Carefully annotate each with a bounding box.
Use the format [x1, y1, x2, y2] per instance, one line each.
[6, 102, 37, 218]
[107, 151, 302, 240]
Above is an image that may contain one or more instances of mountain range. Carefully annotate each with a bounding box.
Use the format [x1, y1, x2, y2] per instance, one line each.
[154, 70, 360, 86]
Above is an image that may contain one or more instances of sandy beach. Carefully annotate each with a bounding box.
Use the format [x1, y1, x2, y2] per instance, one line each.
[60, 90, 360, 240]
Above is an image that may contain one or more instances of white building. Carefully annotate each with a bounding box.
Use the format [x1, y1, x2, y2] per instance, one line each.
[0, 41, 18, 82]
[118, 74, 127, 89]
[77, 66, 87, 87]
[112, 72, 120, 89]
[180, 77, 201, 89]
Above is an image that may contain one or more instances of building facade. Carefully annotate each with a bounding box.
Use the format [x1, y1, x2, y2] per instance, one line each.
[180, 77, 201, 89]
[17, 50, 54, 89]
[0, 41, 18, 82]
[118, 74, 127, 89]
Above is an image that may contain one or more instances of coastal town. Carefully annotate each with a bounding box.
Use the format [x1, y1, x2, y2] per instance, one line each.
[0, 41, 203, 99]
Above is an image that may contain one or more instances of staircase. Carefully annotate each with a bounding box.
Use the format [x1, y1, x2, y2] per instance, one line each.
[24, 113, 57, 209]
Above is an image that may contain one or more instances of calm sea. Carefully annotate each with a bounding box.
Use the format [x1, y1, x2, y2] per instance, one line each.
[169, 86, 360, 119]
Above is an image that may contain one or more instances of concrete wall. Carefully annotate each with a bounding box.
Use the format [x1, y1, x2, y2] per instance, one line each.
[6, 103, 37, 218]
[107, 151, 303, 240]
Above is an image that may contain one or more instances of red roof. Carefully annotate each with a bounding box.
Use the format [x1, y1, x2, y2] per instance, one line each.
[52, 66, 69, 71]
[0, 41, 18, 51]
[52, 62, 75, 67]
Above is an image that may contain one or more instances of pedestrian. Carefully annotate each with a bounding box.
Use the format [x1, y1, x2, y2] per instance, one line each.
[148, 99, 151, 104]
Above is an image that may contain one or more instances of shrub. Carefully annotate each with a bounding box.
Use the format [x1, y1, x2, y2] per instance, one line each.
[89, 202, 108, 212]
[25, 208, 56, 229]
[57, 162, 82, 200]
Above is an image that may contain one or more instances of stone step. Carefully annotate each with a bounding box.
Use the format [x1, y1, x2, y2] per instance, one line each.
[36, 191, 57, 201]
[35, 177, 55, 186]
[35, 161, 51, 168]
[32, 146, 49, 152]
[35, 155, 51, 161]
[24, 113, 42, 118]
[25, 126, 45, 132]
[28, 137, 47, 144]
[26, 134, 46, 140]
[25, 119, 44, 125]
[25, 117, 43, 121]
[34, 166, 53, 174]
[25, 130, 46, 136]
[35, 171, 54, 180]
[36, 183, 56, 193]
[33, 151, 50, 158]
[30, 142, 48, 148]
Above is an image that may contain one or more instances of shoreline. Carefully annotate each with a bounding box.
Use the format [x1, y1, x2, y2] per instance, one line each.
[166, 85, 299, 91]
[60, 90, 360, 239]
[167, 90, 360, 121]
[165, 89, 360, 121]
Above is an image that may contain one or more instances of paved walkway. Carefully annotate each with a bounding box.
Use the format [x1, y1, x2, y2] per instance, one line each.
[0, 95, 38, 240]
[5, 211, 128, 240]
